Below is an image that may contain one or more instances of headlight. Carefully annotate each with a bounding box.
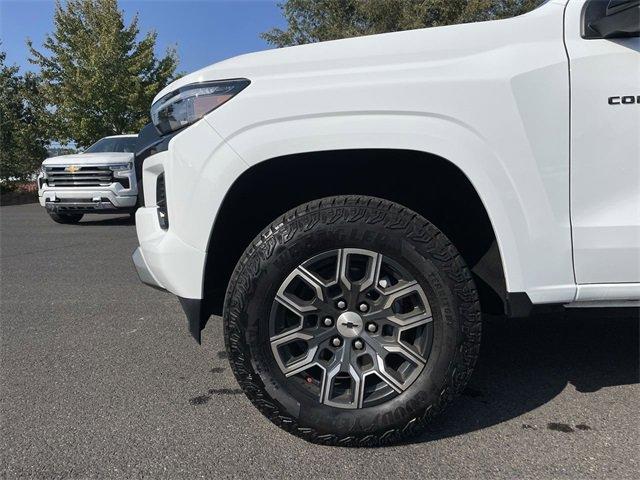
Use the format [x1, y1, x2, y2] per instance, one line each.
[150, 79, 250, 135]
[108, 163, 133, 171]
[40, 165, 47, 175]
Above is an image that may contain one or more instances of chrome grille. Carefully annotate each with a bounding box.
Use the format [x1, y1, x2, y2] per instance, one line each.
[45, 166, 113, 187]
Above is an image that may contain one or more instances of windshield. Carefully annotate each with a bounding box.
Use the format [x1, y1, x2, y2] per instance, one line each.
[84, 136, 137, 153]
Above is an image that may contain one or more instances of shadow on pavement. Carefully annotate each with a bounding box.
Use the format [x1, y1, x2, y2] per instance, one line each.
[408, 309, 639, 444]
[77, 214, 135, 226]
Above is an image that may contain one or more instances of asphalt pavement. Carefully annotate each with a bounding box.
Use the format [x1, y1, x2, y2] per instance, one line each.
[1, 203, 638, 479]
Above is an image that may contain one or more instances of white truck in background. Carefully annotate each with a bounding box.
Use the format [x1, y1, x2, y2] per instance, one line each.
[38, 134, 138, 224]
[132, 0, 639, 446]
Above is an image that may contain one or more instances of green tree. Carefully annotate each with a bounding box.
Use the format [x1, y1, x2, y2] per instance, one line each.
[28, 0, 178, 148]
[0, 49, 48, 184]
[263, 0, 545, 47]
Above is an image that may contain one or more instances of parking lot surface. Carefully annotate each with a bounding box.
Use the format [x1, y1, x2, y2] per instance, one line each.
[1, 203, 638, 479]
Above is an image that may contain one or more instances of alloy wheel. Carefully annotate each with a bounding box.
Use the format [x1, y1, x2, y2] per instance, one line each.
[269, 248, 434, 409]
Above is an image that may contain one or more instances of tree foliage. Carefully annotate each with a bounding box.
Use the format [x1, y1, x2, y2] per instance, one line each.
[263, 0, 546, 47]
[28, 0, 178, 148]
[0, 49, 48, 183]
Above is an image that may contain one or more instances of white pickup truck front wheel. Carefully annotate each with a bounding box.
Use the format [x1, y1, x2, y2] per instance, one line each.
[223, 196, 481, 446]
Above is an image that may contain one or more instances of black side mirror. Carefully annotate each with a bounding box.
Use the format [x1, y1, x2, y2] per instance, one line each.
[582, 0, 640, 39]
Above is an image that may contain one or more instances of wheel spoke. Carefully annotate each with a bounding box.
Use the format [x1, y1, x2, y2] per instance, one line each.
[306, 327, 336, 348]
[270, 330, 319, 375]
[354, 342, 403, 395]
[323, 362, 363, 409]
[338, 249, 382, 296]
[384, 342, 427, 368]
[300, 249, 343, 287]
[379, 281, 433, 327]
[362, 304, 432, 328]
[336, 248, 350, 287]
[382, 280, 419, 306]
[365, 335, 427, 391]
[372, 354, 404, 393]
[359, 251, 382, 294]
[297, 267, 327, 298]
[388, 310, 433, 328]
[275, 267, 325, 314]
[364, 332, 425, 366]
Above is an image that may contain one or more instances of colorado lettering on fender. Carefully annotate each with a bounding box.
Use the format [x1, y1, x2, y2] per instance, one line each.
[608, 95, 640, 105]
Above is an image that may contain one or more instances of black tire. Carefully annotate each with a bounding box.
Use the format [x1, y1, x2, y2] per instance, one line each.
[48, 212, 83, 224]
[224, 195, 481, 446]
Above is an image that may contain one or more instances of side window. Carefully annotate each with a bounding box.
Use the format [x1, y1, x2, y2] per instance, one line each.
[582, 0, 640, 39]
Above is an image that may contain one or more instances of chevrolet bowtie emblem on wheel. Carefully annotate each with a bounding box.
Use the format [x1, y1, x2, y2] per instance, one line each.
[65, 165, 80, 173]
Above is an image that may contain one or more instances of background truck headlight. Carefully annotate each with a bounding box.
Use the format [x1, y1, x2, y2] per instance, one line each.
[150, 79, 250, 135]
[108, 163, 133, 171]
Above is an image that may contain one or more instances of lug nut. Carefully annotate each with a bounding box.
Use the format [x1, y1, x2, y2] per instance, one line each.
[366, 322, 377, 333]
[353, 339, 364, 350]
[331, 337, 342, 347]
[336, 300, 347, 310]
[378, 279, 389, 288]
[323, 317, 333, 327]
[358, 302, 369, 312]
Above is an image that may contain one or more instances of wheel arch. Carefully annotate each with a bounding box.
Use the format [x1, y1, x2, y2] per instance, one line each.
[202, 148, 509, 321]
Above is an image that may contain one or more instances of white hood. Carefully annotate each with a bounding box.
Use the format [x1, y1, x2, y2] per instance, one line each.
[42, 152, 134, 167]
[152, 1, 562, 104]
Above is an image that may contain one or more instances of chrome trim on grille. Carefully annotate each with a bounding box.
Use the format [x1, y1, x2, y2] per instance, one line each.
[44, 165, 115, 187]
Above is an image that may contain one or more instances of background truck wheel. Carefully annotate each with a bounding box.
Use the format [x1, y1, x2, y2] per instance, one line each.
[223, 195, 481, 446]
[48, 212, 83, 224]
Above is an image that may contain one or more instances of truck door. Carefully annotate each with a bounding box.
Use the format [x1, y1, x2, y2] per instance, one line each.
[564, 0, 640, 298]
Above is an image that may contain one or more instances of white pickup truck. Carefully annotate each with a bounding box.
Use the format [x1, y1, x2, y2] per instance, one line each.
[38, 134, 138, 224]
[132, 0, 639, 445]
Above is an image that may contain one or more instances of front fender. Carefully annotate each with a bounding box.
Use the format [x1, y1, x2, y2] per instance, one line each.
[204, 111, 574, 303]
[163, 109, 574, 304]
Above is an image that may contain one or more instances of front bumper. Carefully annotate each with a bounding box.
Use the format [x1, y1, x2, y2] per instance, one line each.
[132, 246, 209, 343]
[133, 156, 207, 299]
[132, 247, 164, 290]
[44, 198, 136, 214]
[39, 179, 138, 213]
[131, 120, 247, 341]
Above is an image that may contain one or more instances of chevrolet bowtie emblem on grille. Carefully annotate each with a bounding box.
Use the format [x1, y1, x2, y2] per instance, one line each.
[65, 165, 80, 173]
